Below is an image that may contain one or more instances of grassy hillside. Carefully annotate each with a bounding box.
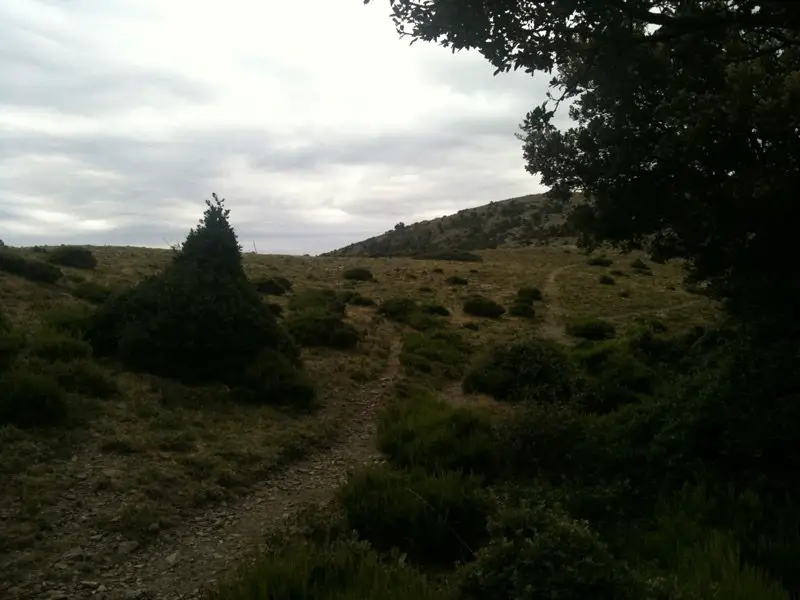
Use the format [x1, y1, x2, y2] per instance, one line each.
[323, 192, 577, 258]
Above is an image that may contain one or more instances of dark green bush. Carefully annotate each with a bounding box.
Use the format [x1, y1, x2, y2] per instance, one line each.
[463, 295, 505, 318]
[400, 329, 471, 380]
[267, 302, 283, 317]
[517, 286, 543, 302]
[631, 258, 650, 271]
[285, 311, 360, 349]
[508, 301, 536, 318]
[610, 269, 628, 277]
[339, 465, 491, 565]
[72, 281, 113, 304]
[42, 305, 94, 338]
[459, 500, 640, 600]
[253, 277, 290, 295]
[567, 318, 617, 340]
[289, 288, 347, 316]
[28, 332, 92, 362]
[48, 360, 119, 399]
[587, 256, 614, 267]
[421, 303, 450, 316]
[0, 248, 62, 284]
[349, 294, 376, 307]
[445, 275, 469, 285]
[230, 349, 316, 411]
[432, 267, 444, 274]
[413, 250, 483, 262]
[48, 245, 97, 270]
[462, 338, 576, 403]
[343, 267, 374, 281]
[377, 297, 418, 323]
[599, 274, 616, 285]
[462, 322, 480, 331]
[377, 392, 499, 476]
[0, 369, 69, 428]
[85, 195, 307, 404]
[0, 311, 22, 373]
[418, 285, 434, 293]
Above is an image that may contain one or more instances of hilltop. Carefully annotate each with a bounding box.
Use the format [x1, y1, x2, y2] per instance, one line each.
[323, 192, 577, 258]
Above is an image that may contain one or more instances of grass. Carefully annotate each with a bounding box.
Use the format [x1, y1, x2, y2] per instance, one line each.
[0, 242, 723, 590]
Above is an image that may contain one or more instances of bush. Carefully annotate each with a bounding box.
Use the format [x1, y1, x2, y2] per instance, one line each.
[413, 250, 483, 262]
[599, 274, 616, 285]
[72, 281, 113, 304]
[432, 267, 444, 274]
[48, 245, 97, 269]
[267, 302, 283, 317]
[42, 305, 94, 338]
[400, 329, 471, 380]
[462, 338, 576, 403]
[610, 269, 628, 277]
[421, 303, 450, 316]
[230, 349, 317, 411]
[445, 275, 468, 285]
[0, 312, 22, 373]
[349, 294, 376, 307]
[587, 256, 614, 267]
[458, 500, 640, 600]
[208, 537, 441, 600]
[377, 297, 419, 323]
[566, 318, 617, 340]
[289, 288, 347, 316]
[0, 248, 62, 284]
[508, 301, 536, 318]
[285, 311, 360, 349]
[85, 194, 307, 403]
[463, 295, 505, 318]
[0, 369, 69, 427]
[517, 286, 543, 302]
[377, 392, 500, 477]
[339, 465, 491, 565]
[28, 332, 92, 362]
[47, 360, 119, 399]
[631, 258, 650, 271]
[252, 277, 290, 295]
[343, 267, 374, 281]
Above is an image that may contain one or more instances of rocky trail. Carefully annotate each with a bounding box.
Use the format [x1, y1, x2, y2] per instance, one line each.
[7, 339, 403, 600]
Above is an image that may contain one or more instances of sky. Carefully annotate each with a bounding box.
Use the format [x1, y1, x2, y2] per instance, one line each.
[1, 0, 563, 255]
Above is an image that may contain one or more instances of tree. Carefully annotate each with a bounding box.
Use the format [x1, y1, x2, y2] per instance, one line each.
[368, 0, 800, 330]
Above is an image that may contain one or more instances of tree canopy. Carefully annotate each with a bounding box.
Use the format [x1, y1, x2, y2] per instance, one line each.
[368, 0, 800, 330]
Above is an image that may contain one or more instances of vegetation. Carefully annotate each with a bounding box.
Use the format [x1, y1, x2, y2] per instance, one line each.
[0, 247, 63, 284]
[47, 245, 98, 270]
[462, 295, 505, 318]
[342, 267, 374, 281]
[566, 318, 617, 341]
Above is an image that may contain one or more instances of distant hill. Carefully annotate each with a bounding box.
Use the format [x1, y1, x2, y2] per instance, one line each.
[322, 192, 578, 258]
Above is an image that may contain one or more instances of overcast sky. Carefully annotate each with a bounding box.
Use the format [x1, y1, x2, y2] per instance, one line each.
[1, 0, 560, 255]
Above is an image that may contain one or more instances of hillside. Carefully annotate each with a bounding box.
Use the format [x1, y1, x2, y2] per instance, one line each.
[323, 192, 576, 258]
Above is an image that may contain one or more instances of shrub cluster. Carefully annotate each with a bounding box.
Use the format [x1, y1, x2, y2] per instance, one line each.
[0, 248, 62, 284]
[343, 267, 374, 281]
[462, 295, 505, 318]
[587, 256, 614, 267]
[566, 318, 617, 340]
[48, 245, 98, 270]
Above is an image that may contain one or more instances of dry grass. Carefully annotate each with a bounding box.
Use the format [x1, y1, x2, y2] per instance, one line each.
[0, 243, 719, 585]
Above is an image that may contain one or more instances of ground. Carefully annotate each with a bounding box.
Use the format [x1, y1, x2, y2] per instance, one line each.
[0, 243, 718, 600]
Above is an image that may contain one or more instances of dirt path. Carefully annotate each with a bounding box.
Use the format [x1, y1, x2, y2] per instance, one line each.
[14, 338, 403, 600]
[539, 264, 574, 343]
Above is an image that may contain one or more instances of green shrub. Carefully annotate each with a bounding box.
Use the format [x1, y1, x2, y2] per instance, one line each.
[285, 311, 360, 349]
[339, 465, 491, 565]
[413, 250, 483, 262]
[459, 500, 640, 600]
[566, 318, 617, 340]
[400, 329, 471, 380]
[462, 339, 575, 403]
[208, 537, 442, 600]
[28, 332, 92, 362]
[289, 288, 347, 316]
[422, 303, 450, 316]
[349, 294, 376, 307]
[418, 285, 434, 293]
[631, 258, 650, 271]
[0, 312, 22, 373]
[445, 275, 468, 285]
[587, 256, 614, 267]
[462, 322, 480, 331]
[0, 369, 69, 428]
[48, 245, 97, 269]
[0, 248, 62, 284]
[599, 274, 616, 285]
[85, 194, 306, 403]
[230, 349, 316, 411]
[377, 392, 499, 476]
[517, 286, 543, 302]
[620, 289, 631, 298]
[377, 297, 418, 323]
[432, 267, 444, 274]
[267, 302, 283, 317]
[72, 281, 113, 304]
[273, 276, 292, 291]
[48, 360, 119, 399]
[41, 305, 94, 338]
[463, 295, 505, 318]
[508, 301, 536, 318]
[252, 277, 290, 295]
[343, 267, 374, 281]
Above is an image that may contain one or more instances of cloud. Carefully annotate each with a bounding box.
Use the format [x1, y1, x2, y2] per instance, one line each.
[0, 0, 560, 254]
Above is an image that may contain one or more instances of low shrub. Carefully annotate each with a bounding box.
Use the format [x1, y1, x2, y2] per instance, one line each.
[421, 303, 450, 316]
[508, 301, 536, 318]
[72, 281, 113, 304]
[418, 285, 434, 293]
[463, 295, 505, 318]
[0, 313, 22, 373]
[587, 256, 614, 267]
[289, 288, 347, 316]
[253, 277, 290, 295]
[48, 359, 119, 399]
[400, 329, 471, 380]
[230, 349, 317, 411]
[566, 318, 617, 340]
[48, 245, 97, 269]
[0, 248, 62, 284]
[377, 297, 418, 323]
[28, 331, 92, 362]
[377, 392, 499, 477]
[413, 250, 483, 262]
[610, 269, 628, 277]
[599, 274, 616, 285]
[458, 500, 640, 600]
[0, 369, 69, 428]
[285, 311, 360, 349]
[343, 267, 374, 281]
[462, 338, 575, 403]
[339, 465, 492, 565]
[631, 258, 650, 271]
[517, 286, 543, 302]
[267, 302, 283, 317]
[432, 267, 444, 274]
[42, 305, 94, 338]
[445, 275, 469, 285]
[349, 294, 376, 307]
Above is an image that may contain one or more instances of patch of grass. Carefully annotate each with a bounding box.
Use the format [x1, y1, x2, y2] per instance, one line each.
[289, 288, 347, 316]
[566, 318, 617, 340]
[48, 245, 97, 270]
[400, 329, 471, 380]
[46, 359, 119, 399]
[28, 331, 92, 362]
[0, 369, 69, 428]
[285, 311, 360, 350]
[71, 280, 114, 304]
[413, 250, 483, 262]
[339, 465, 491, 565]
[462, 295, 505, 318]
[343, 267, 374, 281]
